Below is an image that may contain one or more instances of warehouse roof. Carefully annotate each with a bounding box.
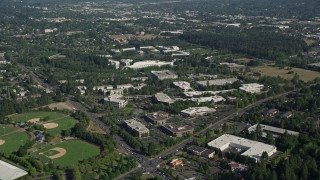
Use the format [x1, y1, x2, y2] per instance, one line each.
[248, 124, 299, 137]
[0, 160, 28, 180]
[208, 134, 276, 160]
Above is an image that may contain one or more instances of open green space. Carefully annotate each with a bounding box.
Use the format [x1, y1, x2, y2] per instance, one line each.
[44, 116, 78, 135]
[0, 125, 29, 154]
[9, 112, 67, 123]
[252, 65, 320, 82]
[35, 140, 100, 166]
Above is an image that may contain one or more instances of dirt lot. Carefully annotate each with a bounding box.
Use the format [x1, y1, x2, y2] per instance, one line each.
[252, 65, 320, 82]
[304, 38, 317, 46]
[87, 121, 106, 134]
[46, 102, 75, 111]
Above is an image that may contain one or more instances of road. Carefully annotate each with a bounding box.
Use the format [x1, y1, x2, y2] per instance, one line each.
[18, 62, 293, 179]
[117, 91, 291, 179]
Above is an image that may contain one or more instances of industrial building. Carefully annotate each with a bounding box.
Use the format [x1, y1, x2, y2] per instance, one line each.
[161, 124, 194, 137]
[248, 124, 299, 138]
[124, 119, 149, 137]
[239, 83, 264, 93]
[181, 106, 216, 117]
[197, 78, 238, 86]
[207, 134, 277, 162]
[127, 60, 173, 69]
[144, 111, 169, 125]
[154, 92, 175, 104]
[151, 70, 178, 80]
[0, 160, 28, 180]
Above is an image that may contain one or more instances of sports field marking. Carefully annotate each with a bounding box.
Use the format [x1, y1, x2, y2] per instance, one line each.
[28, 118, 40, 123]
[0, 128, 25, 138]
[43, 123, 59, 129]
[0, 139, 5, 145]
[40, 147, 67, 159]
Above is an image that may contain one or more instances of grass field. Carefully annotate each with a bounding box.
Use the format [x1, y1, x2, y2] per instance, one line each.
[0, 125, 29, 154]
[35, 140, 100, 166]
[45, 116, 78, 135]
[9, 112, 67, 123]
[252, 65, 320, 82]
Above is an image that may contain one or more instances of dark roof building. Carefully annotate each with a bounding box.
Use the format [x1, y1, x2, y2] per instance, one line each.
[161, 124, 194, 137]
[144, 111, 169, 125]
[187, 145, 215, 158]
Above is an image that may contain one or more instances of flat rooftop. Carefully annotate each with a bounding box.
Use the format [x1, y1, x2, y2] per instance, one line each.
[128, 60, 172, 69]
[124, 119, 149, 132]
[197, 78, 238, 86]
[145, 111, 169, 121]
[0, 160, 28, 180]
[151, 70, 178, 79]
[208, 134, 276, 160]
[248, 124, 299, 137]
[181, 106, 216, 115]
[155, 92, 175, 104]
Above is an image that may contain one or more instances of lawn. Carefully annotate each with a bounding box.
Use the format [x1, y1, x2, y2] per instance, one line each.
[45, 116, 78, 135]
[0, 125, 29, 154]
[252, 65, 320, 82]
[35, 140, 100, 166]
[9, 112, 67, 123]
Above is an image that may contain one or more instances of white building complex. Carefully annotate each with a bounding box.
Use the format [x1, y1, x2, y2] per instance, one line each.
[239, 83, 264, 93]
[248, 124, 299, 138]
[184, 90, 234, 98]
[191, 95, 225, 103]
[151, 70, 178, 80]
[208, 134, 277, 162]
[0, 160, 28, 180]
[127, 60, 173, 69]
[181, 106, 216, 117]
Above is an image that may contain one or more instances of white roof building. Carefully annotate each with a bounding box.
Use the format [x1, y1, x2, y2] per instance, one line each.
[122, 47, 136, 52]
[197, 78, 238, 86]
[184, 90, 234, 97]
[191, 95, 225, 103]
[239, 83, 264, 93]
[181, 106, 216, 117]
[117, 84, 134, 89]
[173, 81, 193, 91]
[0, 160, 28, 180]
[248, 124, 299, 138]
[140, 46, 155, 50]
[120, 59, 133, 66]
[151, 70, 178, 80]
[155, 92, 175, 104]
[109, 59, 120, 69]
[208, 134, 277, 162]
[127, 60, 173, 69]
